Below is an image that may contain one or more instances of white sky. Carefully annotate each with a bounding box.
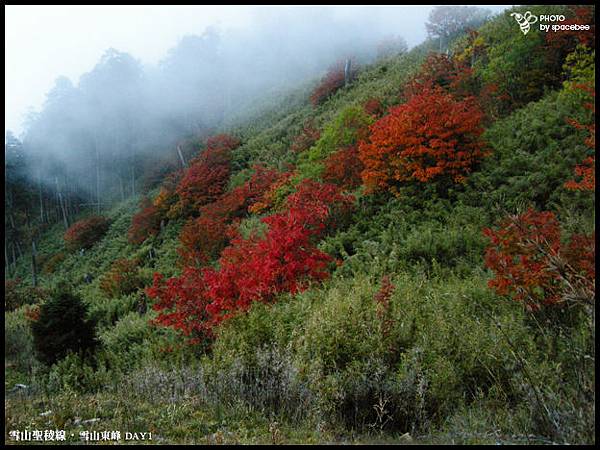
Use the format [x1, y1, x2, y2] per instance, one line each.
[5, 5, 509, 137]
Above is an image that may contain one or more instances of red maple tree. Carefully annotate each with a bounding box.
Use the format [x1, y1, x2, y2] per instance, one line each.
[64, 215, 110, 251]
[147, 180, 354, 343]
[483, 208, 595, 311]
[128, 197, 162, 245]
[172, 134, 240, 217]
[177, 165, 283, 267]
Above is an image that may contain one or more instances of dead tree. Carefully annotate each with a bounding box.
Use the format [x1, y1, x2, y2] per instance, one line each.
[344, 59, 352, 86]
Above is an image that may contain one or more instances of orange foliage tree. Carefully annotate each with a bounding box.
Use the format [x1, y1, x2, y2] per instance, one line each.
[153, 170, 182, 217]
[322, 145, 363, 190]
[359, 86, 487, 193]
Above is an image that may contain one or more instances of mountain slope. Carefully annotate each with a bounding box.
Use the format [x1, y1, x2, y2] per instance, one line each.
[5, 5, 595, 445]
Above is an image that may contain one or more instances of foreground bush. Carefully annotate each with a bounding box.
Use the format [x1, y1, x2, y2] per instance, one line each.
[210, 273, 539, 434]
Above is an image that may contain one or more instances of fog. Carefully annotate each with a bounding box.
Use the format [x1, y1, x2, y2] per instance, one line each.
[5, 5, 509, 203]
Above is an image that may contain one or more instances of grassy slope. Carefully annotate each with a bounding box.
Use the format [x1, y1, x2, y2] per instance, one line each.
[5, 8, 595, 444]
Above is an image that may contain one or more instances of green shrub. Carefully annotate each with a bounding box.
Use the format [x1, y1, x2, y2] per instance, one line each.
[86, 291, 145, 328]
[46, 352, 110, 393]
[463, 89, 591, 212]
[31, 289, 97, 366]
[5, 308, 37, 372]
[97, 312, 154, 371]
[209, 271, 551, 434]
[562, 44, 595, 89]
[297, 105, 374, 180]
[323, 197, 489, 278]
[98, 312, 152, 354]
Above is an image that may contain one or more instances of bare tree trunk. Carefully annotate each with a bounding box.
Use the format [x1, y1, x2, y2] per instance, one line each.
[16, 240, 23, 259]
[128, 124, 137, 197]
[5, 239, 11, 278]
[56, 177, 69, 230]
[59, 192, 69, 229]
[130, 161, 136, 197]
[116, 132, 125, 202]
[119, 174, 125, 201]
[39, 171, 45, 223]
[95, 134, 101, 215]
[65, 188, 72, 223]
[344, 59, 352, 86]
[8, 208, 23, 262]
[177, 144, 187, 168]
[12, 243, 17, 272]
[31, 239, 38, 287]
[45, 197, 51, 224]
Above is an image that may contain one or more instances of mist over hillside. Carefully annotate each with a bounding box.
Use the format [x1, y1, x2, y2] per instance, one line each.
[6, 6, 505, 202]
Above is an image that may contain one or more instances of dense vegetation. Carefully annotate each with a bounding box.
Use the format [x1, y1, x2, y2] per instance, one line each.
[5, 5, 595, 445]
